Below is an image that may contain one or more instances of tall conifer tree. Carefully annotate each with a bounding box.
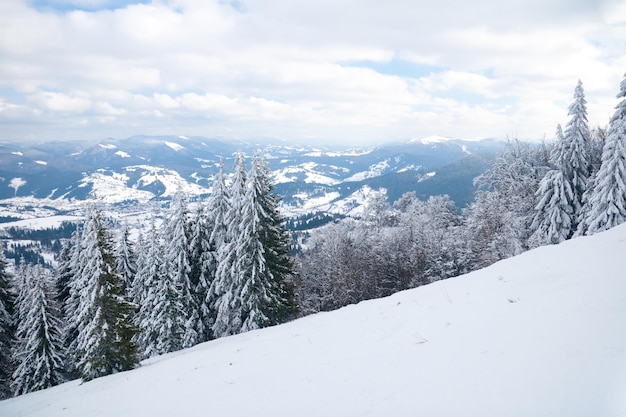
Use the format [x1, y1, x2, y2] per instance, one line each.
[69, 205, 138, 381]
[211, 152, 247, 338]
[580, 73, 626, 233]
[11, 265, 65, 396]
[162, 191, 197, 348]
[0, 249, 16, 399]
[562, 80, 591, 228]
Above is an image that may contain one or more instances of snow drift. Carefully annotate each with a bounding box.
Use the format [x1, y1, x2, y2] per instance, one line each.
[2, 224, 626, 416]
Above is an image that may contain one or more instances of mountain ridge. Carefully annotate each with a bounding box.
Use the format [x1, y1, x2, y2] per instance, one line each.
[0, 136, 506, 220]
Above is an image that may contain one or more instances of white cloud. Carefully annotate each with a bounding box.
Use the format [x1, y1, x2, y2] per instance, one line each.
[31, 91, 92, 112]
[0, 0, 624, 144]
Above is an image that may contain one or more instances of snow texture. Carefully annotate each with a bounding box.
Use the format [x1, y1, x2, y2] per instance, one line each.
[1, 224, 626, 416]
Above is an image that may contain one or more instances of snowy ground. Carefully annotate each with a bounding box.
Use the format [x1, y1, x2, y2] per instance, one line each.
[2, 224, 626, 416]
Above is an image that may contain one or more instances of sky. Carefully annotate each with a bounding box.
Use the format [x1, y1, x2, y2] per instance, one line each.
[0, 0, 625, 145]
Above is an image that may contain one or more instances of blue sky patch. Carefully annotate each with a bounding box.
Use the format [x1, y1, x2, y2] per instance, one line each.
[343, 58, 447, 79]
[30, 0, 150, 13]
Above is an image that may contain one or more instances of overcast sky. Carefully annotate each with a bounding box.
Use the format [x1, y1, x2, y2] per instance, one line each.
[1, 0, 625, 145]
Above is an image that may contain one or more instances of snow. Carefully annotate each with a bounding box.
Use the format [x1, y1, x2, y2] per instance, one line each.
[287, 191, 341, 215]
[114, 150, 130, 158]
[11, 151, 23, 156]
[410, 134, 449, 144]
[80, 171, 155, 204]
[0, 215, 79, 230]
[303, 149, 371, 157]
[2, 225, 626, 416]
[129, 165, 209, 198]
[8, 178, 26, 194]
[99, 144, 117, 149]
[344, 159, 390, 182]
[272, 163, 340, 186]
[34, 160, 47, 165]
[418, 171, 436, 182]
[164, 141, 184, 152]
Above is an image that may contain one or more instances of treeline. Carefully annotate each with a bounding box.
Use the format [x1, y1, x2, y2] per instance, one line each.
[0, 151, 295, 397]
[1, 221, 75, 267]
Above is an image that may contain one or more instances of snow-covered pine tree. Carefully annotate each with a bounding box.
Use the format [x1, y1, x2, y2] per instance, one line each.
[70, 205, 138, 381]
[162, 190, 197, 348]
[198, 160, 230, 341]
[115, 222, 136, 291]
[11, 265, 65, 396]
[211, 152, 248, 338]
[132, 218, 170, 359]
[531, 123, 579, 245]
[0, 248, 16, 399]
[56, 227, 83, 378]
[238, 151, 296, 330]
[529, 169, 575, 246]
[188, 200, 214, 343]
[580, 73, 626, 234]
[562, 80, 592, 228]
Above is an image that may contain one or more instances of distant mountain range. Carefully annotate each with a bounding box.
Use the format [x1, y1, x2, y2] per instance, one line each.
[0, 135, 506, 222]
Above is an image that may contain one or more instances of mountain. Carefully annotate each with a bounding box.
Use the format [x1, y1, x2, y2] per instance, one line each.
[0, 135, 505, 221]
[1, 222, 624, 416]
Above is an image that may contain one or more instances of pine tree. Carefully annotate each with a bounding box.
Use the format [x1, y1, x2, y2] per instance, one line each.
[211, 152, 248, 338]
[58, 227, 83, 378]
[162, 190, 197, 348]
[0, 248, 16, 399]
[531, 108, 586, 245]
[562, 80, 592, 228]
[11, 265, 65, 396]
[530, 169, 575, 246]
[133, 218, 170, 358]
[580, 73, 626, 234]
[238, 151, 296, 330]
[187, 201, 214, 343]
[115, 222, 136, 291]
[197, 161, 230, 341]
[70, 205, 138, 381]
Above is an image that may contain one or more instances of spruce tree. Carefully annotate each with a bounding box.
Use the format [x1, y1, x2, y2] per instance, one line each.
[562, 80, 592, 228]
[11, 265, 65, 396]
[212, 152, 296, 336]
[133, 218, 169, 358]
[0, 248, 16, 399]
[58, 228, 83, 378]
[162, 190, 197, 348]
[580, 73, 626, 234]
[530, 169, 575, 246]
[531, 82, 591, 246]
[187, 201, 214, 343]
[211, 152, 247, 338]
[70, 205, 138, 381]
[199, 161, 230, 341]
[115, 222, 136, 291]
[246, 151, 297, 326]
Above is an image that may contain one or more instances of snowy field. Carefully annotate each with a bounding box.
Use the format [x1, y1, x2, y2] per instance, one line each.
[1, 224, 625, 416]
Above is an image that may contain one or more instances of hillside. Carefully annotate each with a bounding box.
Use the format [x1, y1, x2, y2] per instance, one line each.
[1, 224, 625, 416]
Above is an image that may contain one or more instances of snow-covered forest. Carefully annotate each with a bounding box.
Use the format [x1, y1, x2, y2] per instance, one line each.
[1, 73, 626, 398]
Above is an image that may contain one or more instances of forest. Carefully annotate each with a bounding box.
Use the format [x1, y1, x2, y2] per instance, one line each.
[1, 73, 626, 398]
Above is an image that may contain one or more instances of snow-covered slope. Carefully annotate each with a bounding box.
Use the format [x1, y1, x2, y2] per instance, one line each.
[4, 222, 625, 417]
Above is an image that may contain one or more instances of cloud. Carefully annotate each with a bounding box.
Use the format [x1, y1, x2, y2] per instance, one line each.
[31, 91, 92, 112]
[0, 0, 624, 144]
